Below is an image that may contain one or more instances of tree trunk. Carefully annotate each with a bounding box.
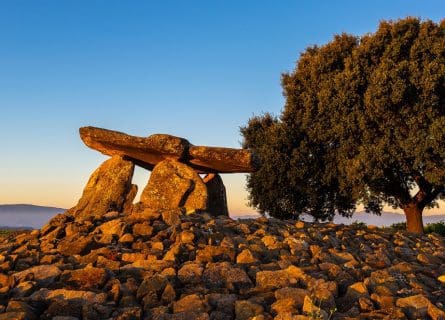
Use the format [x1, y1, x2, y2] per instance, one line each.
[403, 205, 424, 233]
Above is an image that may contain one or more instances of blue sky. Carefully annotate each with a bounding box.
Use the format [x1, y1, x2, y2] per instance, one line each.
[1, 1, 444, 214]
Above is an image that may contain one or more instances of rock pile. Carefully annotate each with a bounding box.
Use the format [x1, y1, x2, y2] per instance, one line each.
[0, 210, 444, 319]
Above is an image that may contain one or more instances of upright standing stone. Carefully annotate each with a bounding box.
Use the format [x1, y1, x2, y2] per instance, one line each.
[140, 159, 208, 213]
[67, 156, 135, 219]
[203, 174, 229, 216]
[123, 184, 138, 213]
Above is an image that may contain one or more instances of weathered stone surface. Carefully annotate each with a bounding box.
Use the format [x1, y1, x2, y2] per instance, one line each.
[274, 287, 309, 309]
[6, 300, 37, 320]
[202, 262, 252, 291]
[62, 267, 109, 290]
[236, 248, 259, 264]
[13, 265, 61, 287]
[67, 155, 135, 219]
[302, 295, 328, 319]
[123, 184, 138, 213]
[0, 312, 28, 320]
[136, 274, 169, 300]
[189, 145, 257, 173]
[96, 218, 127, 236]
[203, 174, 228, 216]
[57, 235, 98, 256]
[80, 126, 189, 169]
[31, 288, 107, 304]
[0, 274, 9, 289]
[9, 281, 36, 298]
[178, 263, 203, 285]
[173, 294, 207, 313]
[161, 209, 182, 226]
[41, 299, 83, 319]
[80, 126, 256, 173]
[132, 222, 153, 237]
[271, 298, 299, 315]
[235, 300, 264, 320]
[396, 294, 445, 320]
[255, 266, 305, 289]
[140, 159, 207, 212]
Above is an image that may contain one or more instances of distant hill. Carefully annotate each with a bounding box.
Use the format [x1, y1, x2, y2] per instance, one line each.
[1, 204, 443, 229]
[0, 204, 66, 229]
[333, 211, 445, 227]
[0, 204, 65, 214]
[233, 211, 445, 227]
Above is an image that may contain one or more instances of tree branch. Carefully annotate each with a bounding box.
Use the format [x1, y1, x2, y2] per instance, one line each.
[414, 174, 433, 194]
[418, 185, 444, 209]
[381, 168, 411, 206]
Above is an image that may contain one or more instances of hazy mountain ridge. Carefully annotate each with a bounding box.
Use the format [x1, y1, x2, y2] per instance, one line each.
[234, 211, 445, 227]
[0, 204, 66, 229]
[334, 211, 445, 226]
[0, 204, 443, 229]
[0, 204, 65, 213]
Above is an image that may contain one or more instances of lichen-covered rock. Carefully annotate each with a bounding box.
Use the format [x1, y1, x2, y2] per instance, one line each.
[136, 274, 169, 300]
[202, 262, 252, 291]
[302, 295, 328, 320]
[189, 145, 257, 173]
[0, 311, 28, 320]
[396, 294, 445, 320]
[178, 263, 203, 285]
[30, 288, 107, 304]
[41, 299, 83, 319]
[57, 234, 98, 256]
[271, 298, 299, 316]
[234, 300, 264, 320]
[67, 156, 135, 219]
[236, 248, 259, 264]
[161, 209, 182, 226]
[61, 267, 109, 290]
[255, 266, 305, 289]
[13, 265, 61, 287]
[80, 127, 190, 169]
[96, 218, 127, 236]
[140, 159, 207, 212]
[172, 294, 208, 313]
[274, 287, 308, 309]
[5, 301, 37, 320]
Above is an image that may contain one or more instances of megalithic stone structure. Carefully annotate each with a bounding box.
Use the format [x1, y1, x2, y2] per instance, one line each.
[71, 126, 258, 218]
[79, 126, 257, 173]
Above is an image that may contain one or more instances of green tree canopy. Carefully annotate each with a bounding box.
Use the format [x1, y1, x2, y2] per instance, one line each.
[241, 17, 445, 233]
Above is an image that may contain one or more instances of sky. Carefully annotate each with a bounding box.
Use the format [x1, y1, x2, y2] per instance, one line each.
[1, 1, 444, 215]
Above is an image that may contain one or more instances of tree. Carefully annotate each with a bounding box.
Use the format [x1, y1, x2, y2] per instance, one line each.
[241, 18, 445, 233]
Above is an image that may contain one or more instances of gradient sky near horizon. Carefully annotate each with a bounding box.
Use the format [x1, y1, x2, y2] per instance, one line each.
[1, 1, 444, 215]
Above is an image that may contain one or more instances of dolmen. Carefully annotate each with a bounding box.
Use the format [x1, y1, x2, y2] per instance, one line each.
[68, 127, 258, 220]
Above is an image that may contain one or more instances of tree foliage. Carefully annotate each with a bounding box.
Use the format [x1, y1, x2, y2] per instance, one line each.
[241, 18, 445, 233]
